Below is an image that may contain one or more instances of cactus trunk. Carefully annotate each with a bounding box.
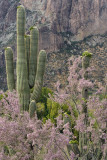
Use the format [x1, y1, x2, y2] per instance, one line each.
[16, 5, 30, 111]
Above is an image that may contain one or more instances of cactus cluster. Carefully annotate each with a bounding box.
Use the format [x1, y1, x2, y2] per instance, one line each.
[5, 5, 46, 116]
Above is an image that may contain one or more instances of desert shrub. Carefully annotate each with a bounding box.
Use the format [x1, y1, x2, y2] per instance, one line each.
[0, 56, 107, 160]
[36, 102, 46, 119]
[33, 87, 71, 123]
[52, 56, 107, 160]
[0, 90, 73, 160]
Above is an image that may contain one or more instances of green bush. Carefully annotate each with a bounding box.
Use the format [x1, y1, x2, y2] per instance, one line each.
[0, 94, 4, 101]
[47, 98, 61, 123]
[36, 102, 46, 119]
[38, 87, 53, 103]
[33, 87, 79, 127]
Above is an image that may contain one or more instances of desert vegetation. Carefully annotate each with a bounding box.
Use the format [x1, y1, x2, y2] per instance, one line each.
[0, 5, 107, 160]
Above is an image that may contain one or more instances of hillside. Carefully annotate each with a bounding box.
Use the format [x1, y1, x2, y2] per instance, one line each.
[0, 0, 107, 91]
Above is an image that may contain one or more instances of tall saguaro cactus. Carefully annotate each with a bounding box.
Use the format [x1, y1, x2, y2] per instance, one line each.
[16, 5, 30, 111]
[5, 5, 46, 113]
[82, 51, 92, 105]
[79, 51, 92, 158]
[5, 47, 15, 91]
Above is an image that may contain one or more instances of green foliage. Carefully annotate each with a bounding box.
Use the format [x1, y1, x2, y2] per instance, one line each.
[62, 104, 71, 114]
[70, 101, 78, 118]
[63, 113, 72, 129]
[30, 87, 54, 120]
[69, 140, 79, 144]
[82, 51, 92, 57]
[29, 26, 34, 31]
[24, 34, 30, 38]
[17, 6, 21, 9]
[4, 145, 9, 155]
[93, 120, 99, 129]
[3, 145, 15, 156]
[38, 87, 53, 103]
[30, 87, 34, 93]
[31, 87, 79, 126]
[47, 99, 61, 123]
[99, 93, 107, 100]
[73, 129, 79, 140]
[81, 98, 87, 103]
[0, 92, 8, 101]
[36, 102, 46, 119]
[31, 87, 73, 124]
[88, 109, 95, 118]
[4, 48, 8, 51]
[46, 99, 78, 125]
[63, 105, 79, 141]
[0, 94, 4, 101]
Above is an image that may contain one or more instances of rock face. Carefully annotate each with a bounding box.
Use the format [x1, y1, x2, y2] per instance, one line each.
[20, 0, 107, 51]
[44, 0, 107, 39]
[0, 0, 107, 91]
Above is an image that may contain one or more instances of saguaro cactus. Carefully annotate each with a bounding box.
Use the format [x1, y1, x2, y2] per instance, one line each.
[79, 51, 92, 158]
[5, 5, 46, 113]
[82, 51, 92, 100]
[5, 47, 15, 91]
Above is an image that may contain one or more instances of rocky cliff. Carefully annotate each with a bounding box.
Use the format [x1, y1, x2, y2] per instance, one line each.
[0, 0, 107, 91]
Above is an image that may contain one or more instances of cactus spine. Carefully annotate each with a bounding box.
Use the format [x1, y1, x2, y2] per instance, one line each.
[16, 5, 30, 111]
[5, 47, 15, 91]
[29, 27, 39, 88]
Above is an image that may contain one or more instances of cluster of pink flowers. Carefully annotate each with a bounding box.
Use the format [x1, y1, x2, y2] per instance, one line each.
[52, 56, 107, 159]
[0, 91, 72, 160]
[0, 56, 106, 160]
